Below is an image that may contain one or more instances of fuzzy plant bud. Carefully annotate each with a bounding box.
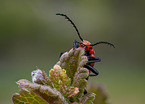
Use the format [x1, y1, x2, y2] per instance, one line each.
[31, 69, 44, 83]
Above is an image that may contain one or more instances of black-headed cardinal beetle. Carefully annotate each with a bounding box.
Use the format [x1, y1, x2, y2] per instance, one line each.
[56, 13, 115, 78]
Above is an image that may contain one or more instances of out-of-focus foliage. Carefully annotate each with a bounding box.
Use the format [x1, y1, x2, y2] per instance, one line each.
[0, 0, 145, 104]
[87, 84, 109, 104]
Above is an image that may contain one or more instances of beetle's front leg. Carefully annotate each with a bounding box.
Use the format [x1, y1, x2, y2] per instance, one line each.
[73, 39, 79, 48]
[87, 56, 101, 62]
[84, 89, 88, 95]
[59, 52, 65, 58]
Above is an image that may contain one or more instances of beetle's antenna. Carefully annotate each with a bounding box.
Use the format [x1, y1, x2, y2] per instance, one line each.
[56, 13, 83, 41]
[90, 41, 115, 48]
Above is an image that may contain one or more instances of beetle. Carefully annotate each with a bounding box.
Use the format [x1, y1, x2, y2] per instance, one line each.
[56, 13, 115, 77]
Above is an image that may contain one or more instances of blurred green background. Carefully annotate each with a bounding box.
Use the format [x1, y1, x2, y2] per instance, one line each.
[0, 0, 145, 104]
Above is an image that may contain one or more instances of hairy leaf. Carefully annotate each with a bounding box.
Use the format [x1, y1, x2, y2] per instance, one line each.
[57, 48, 89, 98]
[49, 65, 71, 90]
[58, 48, 88, 82]
[49, 65, 79, 99]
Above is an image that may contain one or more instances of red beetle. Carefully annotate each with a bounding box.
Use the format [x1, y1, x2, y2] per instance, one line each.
[56, 13, 115, 77]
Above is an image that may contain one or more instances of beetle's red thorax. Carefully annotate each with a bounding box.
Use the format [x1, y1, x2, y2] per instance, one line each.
[79, 40, 91, 47]
[79, 40, 95, 55]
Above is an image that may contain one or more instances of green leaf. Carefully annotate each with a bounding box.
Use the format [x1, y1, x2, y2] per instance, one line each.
[12, 88, 48, 104]
[79, 93, 96, 104]
[15, 79, 69, 104]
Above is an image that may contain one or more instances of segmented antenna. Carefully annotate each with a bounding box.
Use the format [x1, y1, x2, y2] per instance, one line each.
[56, 13, 83, 41]
[90, 41, 115, 48]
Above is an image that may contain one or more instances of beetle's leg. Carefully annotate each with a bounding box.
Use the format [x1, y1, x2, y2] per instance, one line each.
[73, 40, 79, 48]
[86, 60, 99, 65]
[84, 89, 87, 95]
[84, 64, 99, 76]
[89, 74, 97, 76]
[86, 56, 101, 65]
[87, 56, 101, 62]
[59, 52, 65, 58]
